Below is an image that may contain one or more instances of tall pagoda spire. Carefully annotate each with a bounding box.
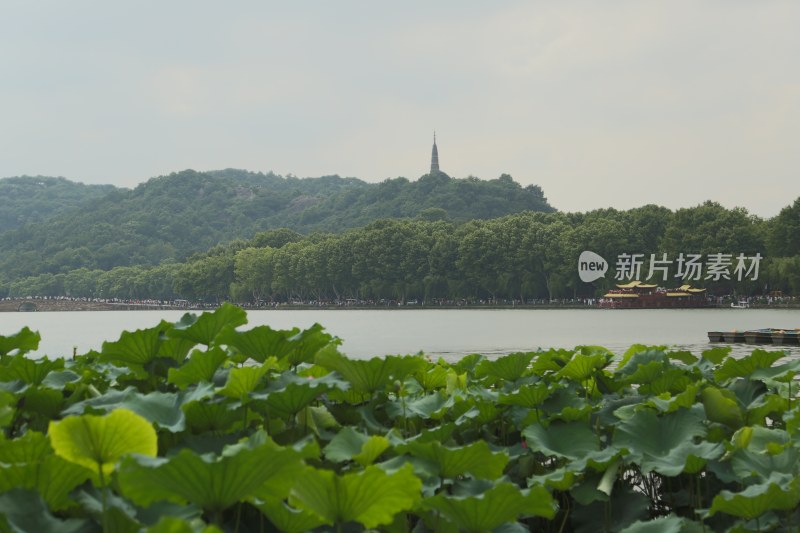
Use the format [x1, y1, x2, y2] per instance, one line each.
[430, 131, 440, 173]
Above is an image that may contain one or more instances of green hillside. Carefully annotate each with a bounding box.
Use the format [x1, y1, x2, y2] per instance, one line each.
[0, 176, 117, 232]
[0, 169, 554, 281]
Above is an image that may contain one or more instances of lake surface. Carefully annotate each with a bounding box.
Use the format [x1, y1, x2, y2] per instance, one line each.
[2, 308, 800, 361]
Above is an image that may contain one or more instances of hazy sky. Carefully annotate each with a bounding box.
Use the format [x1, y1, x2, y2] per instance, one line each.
[2, 1, 798, 217]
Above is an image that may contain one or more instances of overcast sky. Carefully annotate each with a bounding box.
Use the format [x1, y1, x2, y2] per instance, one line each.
[1, 1, 798, 217]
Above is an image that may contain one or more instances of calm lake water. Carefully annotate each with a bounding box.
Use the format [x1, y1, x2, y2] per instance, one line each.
[2, 308, 800, 361]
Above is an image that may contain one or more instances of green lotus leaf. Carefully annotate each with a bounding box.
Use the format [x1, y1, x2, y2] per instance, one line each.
[0, 354, 63, 385]
[167, 347, 228, 389]
[217, 360, 276, 399]
[642, 368, 694, 396]
[146, 516, 221, 533]
[570, 484, 651, 531]
[282, 323, 337, 368]
[216, 324, 295, 363]
[474, 352, 535, 382]
[422, 482, 555, 532]
[614, 406, 723, 476]
[63, 385, 214, 433]
[745, 395, 787, 428]
[701, 386, 745, 429]
[0, 432, 93, 510]
[118, 433, 307, 511]
[75, 486, 142, 533]
[183, 400, 242, 434]
[618, 514, 705, 533]
[645, 385, 699, 413]
[170, 303, 247, 346]
[289, 463, 422, 529]
[751, 358, 800, 382]
[450, 352, 484, 374]
[0, 390, 14, 428]
[396, 439, 508, 480]
[49, 408, 158, 477]
[528, 467, 577, 491]
[253, 372, 349, 418]
[21, 386, 64, 422]
[99, 322, 173, 366]
[415, 364, 449, 390]
[709, 473, 800, 520]
[386, 391, 453, 420]
[157, 336, 198, 364]
[522, 421, 602, 462]
[498, 382, 553, 408]
[0, 489, 89, 533]
[252, 499, 326, 533]
[315, 349, 427, 393]
[666, 350, 699, 365]
[0, 327, 41, 356]
[557, 352, 608, 382]
[41, 370, 81, 389]
[701, 346, 731, 365]
[323, 426, 390, 466]
[714, 349, 784, 382]
[616, 349, 669, 377]
[731, 447, 798, 480]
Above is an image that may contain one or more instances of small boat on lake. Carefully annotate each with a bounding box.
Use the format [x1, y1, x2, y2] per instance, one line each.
[730, 300, 750, 309]
[709, 328, 800, 345]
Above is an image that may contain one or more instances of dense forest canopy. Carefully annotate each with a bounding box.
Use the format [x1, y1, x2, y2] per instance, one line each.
[0, 176, 116, 232]
[0, 169, 553, 281]
[3, 198, 800, 302]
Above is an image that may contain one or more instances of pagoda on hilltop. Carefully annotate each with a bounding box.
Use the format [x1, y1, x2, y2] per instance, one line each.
[430, 132, 440, 173]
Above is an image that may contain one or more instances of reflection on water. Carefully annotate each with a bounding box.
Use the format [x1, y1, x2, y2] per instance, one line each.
[2, 308, 799, 361]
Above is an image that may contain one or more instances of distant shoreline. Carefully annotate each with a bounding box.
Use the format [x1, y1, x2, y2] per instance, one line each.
[2, 298, 799, 313]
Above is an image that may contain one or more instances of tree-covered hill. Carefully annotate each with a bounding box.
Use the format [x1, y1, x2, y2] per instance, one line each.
[0, 176, 117, 232]
[0, 169, 554, 281]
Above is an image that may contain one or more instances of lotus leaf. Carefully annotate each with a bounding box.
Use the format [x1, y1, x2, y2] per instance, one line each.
[324, 426, 390, 466]
[614, 406, 723, 476]
[618, 514, 704, 533]
[252, 499, 326, 533]
[474, 352, 535, 382]
[522, 421, 600, 461]
[315, 349, 427, 393]
[709, 473, 800, 520]
[498, 382, 553, 408]
[289, 463, 422, 528]
[167, 347, 228, 389]
[217, 360, 275, 399]
[557, 352, 608, 382]
[714, 349, 784, 382]
[62, 385, 215, 433]
[422, 482, 555, 532]
[0, 327, 41, 356]
[396, 439, 508, 480]
[99, 322, 169, 366]
[253, 372, 349, 418]
[0, 452, 92, 510]
[701, 386, 745, 429]
[0, 489, 89, 533]
[118, 434, 308, 511]
[170, 303, 247, 346]
[0, 354, 63, 385]
[49, 408, 158, 477]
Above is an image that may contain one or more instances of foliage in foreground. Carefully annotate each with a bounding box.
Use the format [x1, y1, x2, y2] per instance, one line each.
[2, 304, 800, 532]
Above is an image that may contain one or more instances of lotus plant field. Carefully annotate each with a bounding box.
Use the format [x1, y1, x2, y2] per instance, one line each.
[2, 305, 800, 532]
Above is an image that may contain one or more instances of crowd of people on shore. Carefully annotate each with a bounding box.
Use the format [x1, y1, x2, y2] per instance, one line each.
[4, 294, 800, 310]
